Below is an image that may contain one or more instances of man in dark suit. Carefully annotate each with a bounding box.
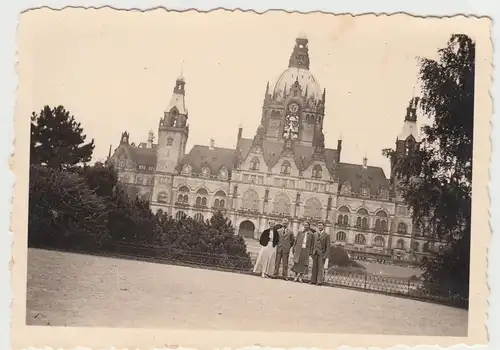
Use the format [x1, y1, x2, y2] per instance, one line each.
[311, 221, 331, 285]
[273, 218, 295, 280]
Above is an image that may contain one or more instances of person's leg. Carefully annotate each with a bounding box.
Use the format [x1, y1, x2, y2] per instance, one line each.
[311, 254, 318, 284]
[317, 258, 325, 285]
[282, 253, 289, 279]
[273, 250, 282, 277]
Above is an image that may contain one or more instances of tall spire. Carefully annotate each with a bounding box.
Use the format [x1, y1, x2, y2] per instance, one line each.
[288, 36, 310, 70]
[397, 96, 420, 141]
[405, 96, 419, 122]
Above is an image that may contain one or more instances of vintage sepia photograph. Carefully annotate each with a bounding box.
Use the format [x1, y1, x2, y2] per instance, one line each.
[11, 8, 492, 349]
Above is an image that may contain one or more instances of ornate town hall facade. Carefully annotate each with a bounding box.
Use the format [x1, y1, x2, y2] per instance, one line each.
[110, 36, 436, 262]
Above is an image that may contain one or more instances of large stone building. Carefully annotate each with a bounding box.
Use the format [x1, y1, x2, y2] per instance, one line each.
[109, 35, 440, 262]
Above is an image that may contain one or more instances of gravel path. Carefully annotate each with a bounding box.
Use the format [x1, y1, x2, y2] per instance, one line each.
[26, 248, 468, 336]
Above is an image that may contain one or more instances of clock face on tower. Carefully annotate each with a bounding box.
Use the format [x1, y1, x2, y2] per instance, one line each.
[288, 102, 299, 113]
[283, 102, 300, 140]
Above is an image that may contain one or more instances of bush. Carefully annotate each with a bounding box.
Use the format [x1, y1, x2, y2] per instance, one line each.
[328, 246, 365, 269]
[159, 211, 252, 269]
[28, 164, 109, 249]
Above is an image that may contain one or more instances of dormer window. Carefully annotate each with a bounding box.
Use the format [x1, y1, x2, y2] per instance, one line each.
[280, 161, 291, 176]
[250, 158, 260, 171]
[201, 166, 210, 178]
[312, 164, 322, 179]
[182, 164, 192, 176]
[218, 166, 229, 180]
[341, 182, 351, 195]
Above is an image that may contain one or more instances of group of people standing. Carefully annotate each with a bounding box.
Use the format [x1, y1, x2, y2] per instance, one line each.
[252, 218, 331, 285]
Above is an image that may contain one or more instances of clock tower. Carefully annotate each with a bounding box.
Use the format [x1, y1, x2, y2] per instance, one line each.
[261, 36, 326, 147]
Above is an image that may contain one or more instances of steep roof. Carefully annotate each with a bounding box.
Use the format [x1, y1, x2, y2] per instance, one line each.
[166, 91, 187, 114]
[113, 144, 157, 167]
[238, 138, 338, 174]
[177, 145, 235, 174]
[337, 162, 389, 195]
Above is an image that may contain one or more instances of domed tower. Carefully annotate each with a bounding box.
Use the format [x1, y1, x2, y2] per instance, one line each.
[156, 75, 189, 174]
[261, 35, 326, 147]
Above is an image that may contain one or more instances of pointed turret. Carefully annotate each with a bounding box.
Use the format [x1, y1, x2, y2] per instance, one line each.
[397, 96, 419, 141]
[156, 74, 190, 176]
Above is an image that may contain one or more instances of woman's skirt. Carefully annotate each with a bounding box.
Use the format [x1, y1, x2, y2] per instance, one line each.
[291, 248, 310, 274]
[253, 245, 276, 275]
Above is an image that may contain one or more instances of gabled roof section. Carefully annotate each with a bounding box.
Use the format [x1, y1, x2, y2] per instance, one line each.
[177, 145, 235, 174]
[113, 144, 157, 167]
[338, 162, 390, 195]
[238, 138, 338, 174]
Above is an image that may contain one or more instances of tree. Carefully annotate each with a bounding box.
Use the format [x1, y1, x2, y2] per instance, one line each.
[383, 34, 475, 303]
[31, 105, 95, 169]
[28, 164, 109, 249]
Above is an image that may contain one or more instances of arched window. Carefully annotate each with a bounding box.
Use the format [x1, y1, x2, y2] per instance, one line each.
[304, 197, 322, 218]
[170, 109, 178, 126]
[272, 193, 292, 215]
[179, 186, 190, 193]
[357, 208, 369, 215]
[250, 158, 260, 171]
[157, 192, 168, 203]
[280, 161, 291, 175]
[196, 188, 208, 207]
[312, 164, 322, 179]
[412, 241, 420, 252]
[355, 234, 366, 245]
[136, 176, 143, 185]
[423, 242, 430, 252]
[336, 231, 346, 241]
[362, 217, 368, 229]
[337, 214, 349, 226]
[376, 210, 388, 218]
[338, 206, 350, 213]
[337, 206, 350, 226]
[213, 190, 226, 209]
[175, 211, 186, 220]
[355, 208, 369, 229]
[177, 193, 189, 204]
[241, 189, 260, 210]
[398, 222, 408, 233]
[194, 213, 204, 222]
[375, 215, 387, 232]
[396, 239, 405, 249]
[374, 236, 385, 247]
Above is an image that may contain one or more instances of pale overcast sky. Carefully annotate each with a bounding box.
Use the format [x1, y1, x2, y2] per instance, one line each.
[17, 9, 487, 175]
